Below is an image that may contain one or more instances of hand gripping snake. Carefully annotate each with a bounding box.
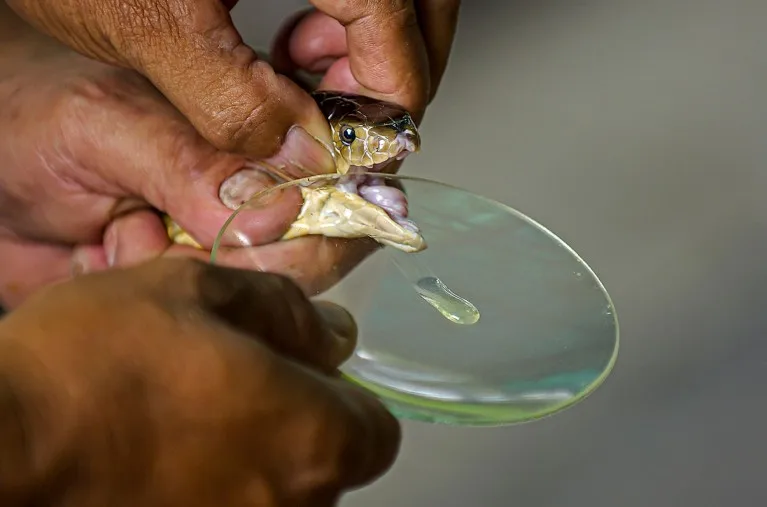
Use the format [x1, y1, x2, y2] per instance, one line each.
[164, 91, 428, 254]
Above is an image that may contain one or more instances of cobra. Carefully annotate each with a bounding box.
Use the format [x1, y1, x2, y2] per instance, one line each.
[164, 91, 427, 253]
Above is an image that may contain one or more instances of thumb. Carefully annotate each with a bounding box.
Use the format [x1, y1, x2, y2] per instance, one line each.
[124, 0, 334, 159]
[83, 73, 332, 250]
[9, 0, 335, 163]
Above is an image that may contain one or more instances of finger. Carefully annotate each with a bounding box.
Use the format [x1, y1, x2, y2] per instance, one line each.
[309, 0, 431, 114]
[212, 161, 306, 248]
[103, 209, 170, 268]
[326, 379, 401, 489]
[212, 235, 380, 297]
[0, 239, 74, 309]
[270, 7, 319, 76]
[255, 360, 401, 497]
[111, 0, 336, 164]
[414, 0, 461, 101]
[9, 0, 338, 168]
[164, 260, 359, 372]
[76, 75, 316, 250]
[272, 10, 346, 76]
[276, 4, 460, 106]
[270, 10, 344, 96]
[71, 244, 109, 275]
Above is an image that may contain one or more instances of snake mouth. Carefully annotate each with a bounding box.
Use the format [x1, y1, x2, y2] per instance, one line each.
[351, 156, 408, 173]
[362, 159, 398, 170]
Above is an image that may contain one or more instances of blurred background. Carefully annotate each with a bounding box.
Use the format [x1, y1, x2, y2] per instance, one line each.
[235, 1, 767, 506]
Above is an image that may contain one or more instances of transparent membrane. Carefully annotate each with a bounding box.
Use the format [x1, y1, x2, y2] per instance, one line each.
[211, 172, 619, 426]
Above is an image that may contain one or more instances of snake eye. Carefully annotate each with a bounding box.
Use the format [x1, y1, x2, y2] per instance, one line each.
[339, 126, 356, 145]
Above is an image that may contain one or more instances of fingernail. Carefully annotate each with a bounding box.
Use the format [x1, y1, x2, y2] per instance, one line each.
[219, 166, 281, 210]
[70, 248, 91, 277]
[267, 125, 335, 177]
[315, 301, 358, 362]
[104, 225, 117, 267]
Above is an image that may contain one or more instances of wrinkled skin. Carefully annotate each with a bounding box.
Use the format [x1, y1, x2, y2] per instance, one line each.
[0, 1, 460, 309]
[0, 257, 400, 506]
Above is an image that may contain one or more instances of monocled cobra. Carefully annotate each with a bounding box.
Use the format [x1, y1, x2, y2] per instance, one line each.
[164, 91, 428, 253]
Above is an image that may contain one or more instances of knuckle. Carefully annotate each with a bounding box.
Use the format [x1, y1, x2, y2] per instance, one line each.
[60, 66, 146, 119]
[199, 68, 280, 153]
[191, 265, 306, 323]
[58, 73, 115, 119]
[201, 98, 269, 153]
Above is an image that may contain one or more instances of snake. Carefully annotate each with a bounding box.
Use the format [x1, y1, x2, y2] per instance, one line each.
[164, 91, 428, 253]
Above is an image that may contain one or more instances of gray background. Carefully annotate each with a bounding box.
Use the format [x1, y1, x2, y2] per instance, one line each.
[233, 1, 767, 506]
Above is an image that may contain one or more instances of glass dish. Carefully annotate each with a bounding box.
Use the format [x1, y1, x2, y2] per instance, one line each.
[210, 172, 619, 426]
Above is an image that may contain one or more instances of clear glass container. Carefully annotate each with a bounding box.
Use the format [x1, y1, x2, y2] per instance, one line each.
[210, 172, 619, 426]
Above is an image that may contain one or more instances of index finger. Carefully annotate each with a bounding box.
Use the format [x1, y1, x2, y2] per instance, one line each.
[310, 0, 431, 115]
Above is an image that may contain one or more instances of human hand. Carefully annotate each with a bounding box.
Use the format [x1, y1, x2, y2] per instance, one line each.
[7, 0, 461, 133]
[0, 0, 462, 308]
[271, 1, 461, 122]
[0, 257, 400, 507]
[0, 10, 355, 309]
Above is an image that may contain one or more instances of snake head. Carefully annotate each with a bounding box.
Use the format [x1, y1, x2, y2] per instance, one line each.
[314, 91, 421, 175]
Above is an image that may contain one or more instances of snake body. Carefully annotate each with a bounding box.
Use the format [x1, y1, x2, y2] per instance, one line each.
[165, 91, 427, 253]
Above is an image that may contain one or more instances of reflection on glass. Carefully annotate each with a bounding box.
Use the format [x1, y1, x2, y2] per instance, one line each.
[211, 172, 619, 426]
